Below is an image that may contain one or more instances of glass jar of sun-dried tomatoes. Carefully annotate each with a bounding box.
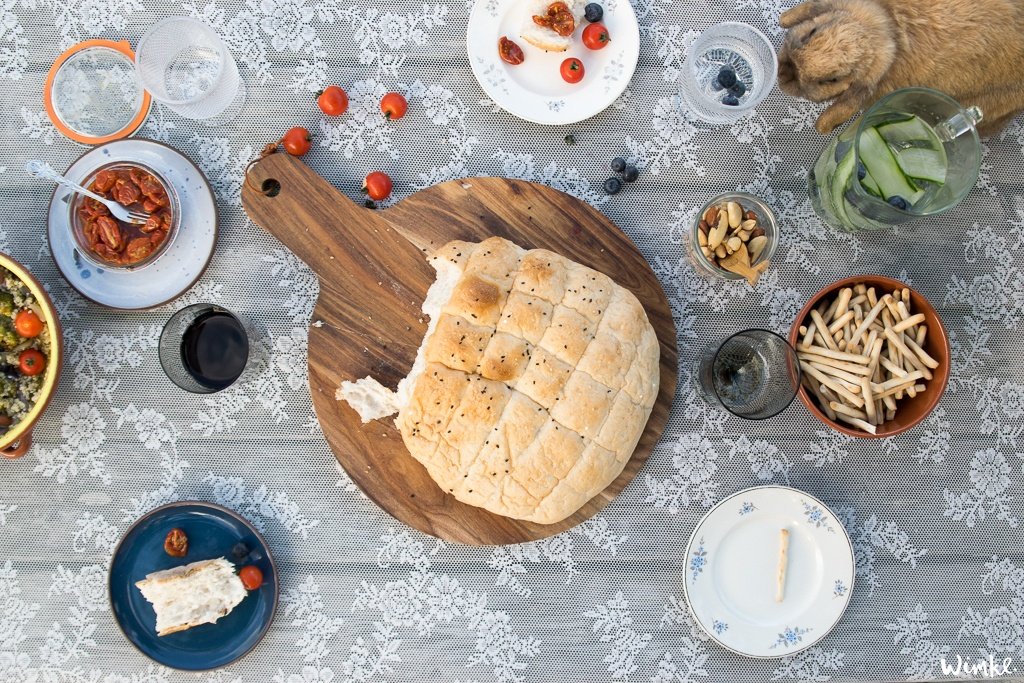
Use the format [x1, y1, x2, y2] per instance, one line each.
[69, 162, 180, 270]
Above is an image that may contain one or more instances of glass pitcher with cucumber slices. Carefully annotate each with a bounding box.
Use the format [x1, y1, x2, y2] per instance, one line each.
[809, 87, 983, 232]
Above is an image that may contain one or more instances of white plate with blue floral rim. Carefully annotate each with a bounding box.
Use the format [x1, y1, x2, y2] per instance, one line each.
[467, 0, 640, 125]
[682, 485, 854, 658]
[47, 139, 217, 310]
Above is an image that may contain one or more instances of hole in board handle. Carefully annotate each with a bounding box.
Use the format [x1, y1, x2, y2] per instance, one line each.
[261, 178, 281, 197]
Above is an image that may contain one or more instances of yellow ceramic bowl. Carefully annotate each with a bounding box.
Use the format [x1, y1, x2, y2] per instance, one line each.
[0, 253, 62, 458]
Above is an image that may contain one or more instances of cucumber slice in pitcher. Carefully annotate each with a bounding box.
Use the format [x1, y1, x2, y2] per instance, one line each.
[859, 126, 925, 204]
[894, 146, 947, 184]
[830, 147, 857, 225]
[861, 167, 882, 197]
[876, 115, 943, 151]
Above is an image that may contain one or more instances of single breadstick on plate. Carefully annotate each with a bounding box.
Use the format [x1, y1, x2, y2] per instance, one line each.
[776, 528, 790, 603]
[836, 412, 877, 434]
[810, 310, 838, 351]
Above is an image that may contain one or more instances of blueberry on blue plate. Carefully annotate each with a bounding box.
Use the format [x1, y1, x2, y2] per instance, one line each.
[622, 166, 639, 182]
[857, 162, 867, 180]
[610, 157, 627, 173]
[729, 81, 746, 97]
[716, 67, 737, 89]
[603, 177, 623, 194]
[230, 542, 250, 561]
[722, 94, 740, 106]
[584, 2, 603, 22]
[888, 196, 909, 210]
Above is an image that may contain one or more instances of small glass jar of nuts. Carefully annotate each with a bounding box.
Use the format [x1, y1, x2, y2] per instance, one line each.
[688, 192, 778, 284]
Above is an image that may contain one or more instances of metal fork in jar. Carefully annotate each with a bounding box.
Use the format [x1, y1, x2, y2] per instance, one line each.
[25, 160, 151, 225]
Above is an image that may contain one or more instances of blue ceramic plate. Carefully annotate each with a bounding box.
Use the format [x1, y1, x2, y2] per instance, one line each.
[109, 501, 278, 671]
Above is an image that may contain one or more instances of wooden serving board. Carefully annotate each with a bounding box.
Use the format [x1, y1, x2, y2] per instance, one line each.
[242, 153, 677, 545]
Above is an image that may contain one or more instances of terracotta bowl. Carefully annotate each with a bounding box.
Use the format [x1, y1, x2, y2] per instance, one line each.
[788, 275, 949, 439]
[0, 253, 63, 458]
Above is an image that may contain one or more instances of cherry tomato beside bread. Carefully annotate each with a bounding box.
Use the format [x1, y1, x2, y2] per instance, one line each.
[560, 57, 585, 83]
[14, 310, 42, 338]
[281, 127, 312, 156]
[380, 92, 408, 120]
[239, 565, 263, 591]
[582, 22, 610, 49]
[498, 36, 525, 65]
[18, 349, 45, 376]
[363, 172, 393, 201]
[317, 86, 349, 116]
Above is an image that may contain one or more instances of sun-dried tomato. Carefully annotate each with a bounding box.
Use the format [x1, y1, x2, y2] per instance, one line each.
[498, 36, 525, 65]
[533, 1, 575, 37]
[164, 528, 188, 557]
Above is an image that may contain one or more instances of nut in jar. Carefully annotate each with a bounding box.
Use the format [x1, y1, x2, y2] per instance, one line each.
[694, 196, 772, 285]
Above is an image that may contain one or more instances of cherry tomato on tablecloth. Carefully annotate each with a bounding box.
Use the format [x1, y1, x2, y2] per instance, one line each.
[18, 349, 45, 376]
[362, 172, 393, 202]
[317, 86, 349, 116]
[582, 22, 610, 49]
[281, 127, 312, 156]
[239, 565, 263, 591]
[380, 92, 408, 120]
[560, 57, 585, 84]
[14, 310, 43, 338]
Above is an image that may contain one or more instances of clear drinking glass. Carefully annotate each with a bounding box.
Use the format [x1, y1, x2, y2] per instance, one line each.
[698, 329, 801, 419]
[159, 304, 258, 394]
[808, 87, 983, 232]
[135, 17, 246, 125]
[677, 22, 778, 124]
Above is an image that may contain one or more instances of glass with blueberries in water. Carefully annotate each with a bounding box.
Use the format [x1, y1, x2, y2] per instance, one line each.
[677, 22, 777, 124]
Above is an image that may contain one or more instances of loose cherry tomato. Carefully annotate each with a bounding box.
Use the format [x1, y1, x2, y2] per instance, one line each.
[317, 85, 349, 116]
[498, 36, 525, 65]
[281, 127, 312, 156]
[362, 172, 393, 201]
[238, 565, 263, 591]
[14, 310, 43, 338]
[560, 57, 585, 84]
[18, 349, 45, 376]
[582, 22, 610, 49]
[380, 92, 408, 120]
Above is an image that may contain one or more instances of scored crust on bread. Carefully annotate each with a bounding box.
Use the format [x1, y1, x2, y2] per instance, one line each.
[135, 558, 247, 636]
[519, 0, 585, 52]
[337, 236, 660, 525]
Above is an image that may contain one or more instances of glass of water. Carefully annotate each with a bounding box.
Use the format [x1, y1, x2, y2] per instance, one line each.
[678, 22, 777, 124]
[697, 329, 801, 419]
[135, 17, 246, 125]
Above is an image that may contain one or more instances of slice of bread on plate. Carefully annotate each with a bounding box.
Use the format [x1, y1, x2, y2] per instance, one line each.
[520, 0, 585, 52]
[135, 557, 247, 636]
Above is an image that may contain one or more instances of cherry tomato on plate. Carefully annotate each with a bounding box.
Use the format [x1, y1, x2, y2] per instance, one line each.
[560, 57, 585, 84]
[317, 85, 349, 116]
[498, 36, 525, 65]
[18, 349, 45, 376]
[281, 127, 312, 156]
[582, 22, 610, 49]
[380, 92, 408, 120]
[239, 565, 264, 591]
[363, 172, 393, 202]
[14, 310, 43, 338]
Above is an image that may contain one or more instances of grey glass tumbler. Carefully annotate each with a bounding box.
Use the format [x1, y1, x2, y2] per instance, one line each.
[698, 329, 801, 419]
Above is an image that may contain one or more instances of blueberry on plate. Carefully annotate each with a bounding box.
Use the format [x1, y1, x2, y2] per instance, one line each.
[584, 2, 603, 22]
[888, 196, 909, 210]
[230, 542, 250, 562]
[729, 81, 746, 97]
[603, 177, 623, 194]
[857, 162, 867, 180]
[610, 157, 627, 173]
[722, 94, 740, 106]
[622, 166, 639, 182]
[716, 67, 737, 89]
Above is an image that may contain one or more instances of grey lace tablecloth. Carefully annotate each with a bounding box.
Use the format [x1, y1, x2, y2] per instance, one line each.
[1, 0, 1023, 681]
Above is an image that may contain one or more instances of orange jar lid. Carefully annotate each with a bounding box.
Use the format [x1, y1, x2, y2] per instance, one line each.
[44, 39, 152, 146]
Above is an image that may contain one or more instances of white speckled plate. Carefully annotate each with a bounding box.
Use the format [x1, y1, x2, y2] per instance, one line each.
[47, 139, 218, 310]
[683, 485, 855, 658]
[467, 0, 639, 125]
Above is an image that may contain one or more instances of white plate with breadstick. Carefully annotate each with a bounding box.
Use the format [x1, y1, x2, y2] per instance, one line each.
[788, 276, 950, 438]
[682, 486, 854, 658]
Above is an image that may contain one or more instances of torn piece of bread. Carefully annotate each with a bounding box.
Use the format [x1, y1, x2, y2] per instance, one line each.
[337, 237, 660, 525]
[520, 0, 585, 52]
[135, 558, 247, 636]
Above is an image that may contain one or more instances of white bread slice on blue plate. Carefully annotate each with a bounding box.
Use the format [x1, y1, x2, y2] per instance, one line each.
[135, 558, 248, 636]
[520, 0, 585, 52]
